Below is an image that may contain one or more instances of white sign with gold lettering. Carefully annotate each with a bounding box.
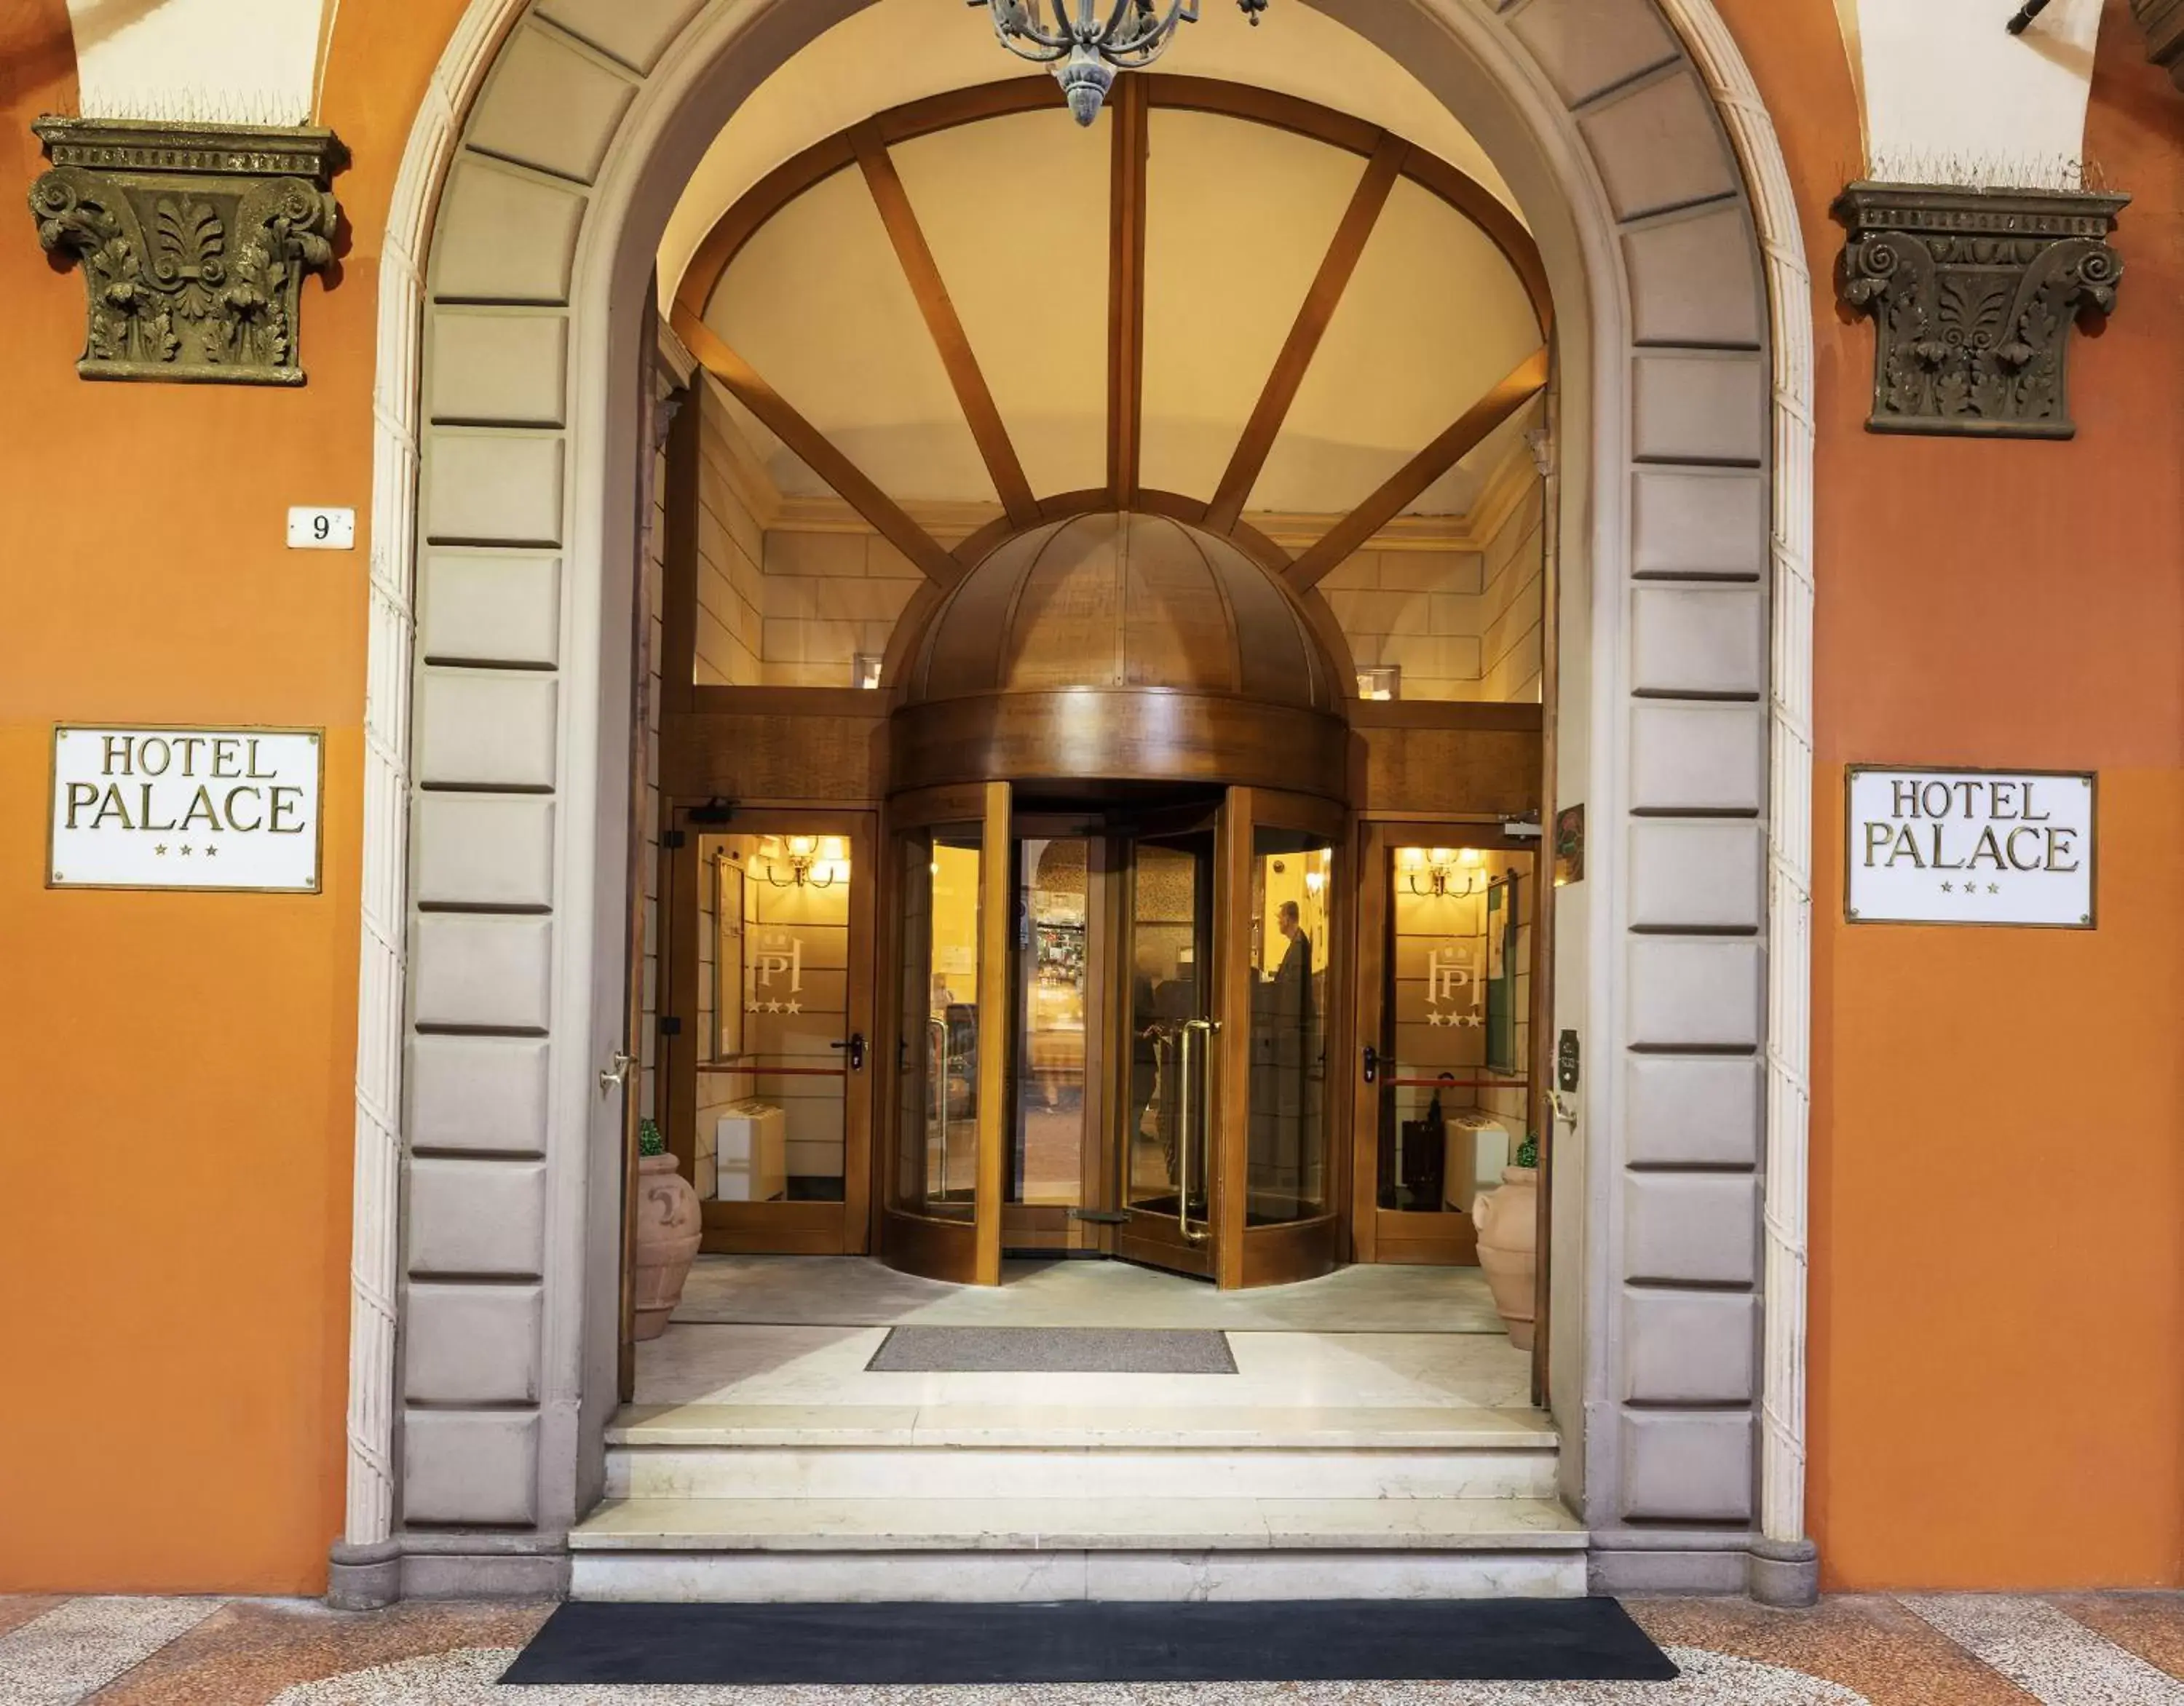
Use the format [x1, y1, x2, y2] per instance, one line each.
[1846, 766, 2094, 928]
[49, 726, 323, 892]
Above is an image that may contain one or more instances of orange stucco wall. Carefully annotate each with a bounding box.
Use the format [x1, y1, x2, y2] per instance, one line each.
[0, 0, 471, 1594]
[1719, 0, 2184, 1590]
[1, 0, 2180, 1597]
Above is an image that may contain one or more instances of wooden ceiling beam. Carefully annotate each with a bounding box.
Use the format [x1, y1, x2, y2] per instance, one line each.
[1283, 346, 1548, 594]
[1107, 74, 1150, 509]
[1205, 132, 1408, 536]
[851, 123, 1040, 529]
[668, 305, 963, 590]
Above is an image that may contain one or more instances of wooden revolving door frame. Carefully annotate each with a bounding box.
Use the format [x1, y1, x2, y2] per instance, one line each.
[873, 777, 1352, 1289]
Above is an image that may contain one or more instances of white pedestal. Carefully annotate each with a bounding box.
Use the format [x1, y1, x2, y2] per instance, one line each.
[714, 1102, 787, 1202]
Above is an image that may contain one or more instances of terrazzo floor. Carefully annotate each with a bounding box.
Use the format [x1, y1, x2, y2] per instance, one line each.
[670, 1254, 1505, 1333]
[7, 1593, 2184, 1704]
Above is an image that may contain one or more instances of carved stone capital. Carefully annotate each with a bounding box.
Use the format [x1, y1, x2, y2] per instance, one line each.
[1832, 182, 2126, 440]
[2132, 0, 2184, 93]
[28, 116, 347, 386]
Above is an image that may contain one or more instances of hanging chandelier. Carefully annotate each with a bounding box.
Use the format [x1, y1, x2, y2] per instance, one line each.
[973, 0, 1270, 127]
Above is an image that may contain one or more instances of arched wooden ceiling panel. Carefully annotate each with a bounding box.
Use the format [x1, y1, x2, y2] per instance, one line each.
[672, 78, 1549, 599]
[1257, 174, 1545, 518]
[1138, 108, 1364, 508]
[889, 108, 1112, 501]
[705, 164, 998, 505]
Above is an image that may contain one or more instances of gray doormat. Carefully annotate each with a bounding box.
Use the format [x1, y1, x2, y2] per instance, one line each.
[866, 1325, 1237, 1373]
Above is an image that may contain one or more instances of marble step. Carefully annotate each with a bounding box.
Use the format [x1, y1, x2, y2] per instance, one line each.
[609, 1401, 1558, 1450]
[604, 1404, 1560, 1501]
[567, 1495, 1588, 1600]
[607, 1443, 1557, 1501]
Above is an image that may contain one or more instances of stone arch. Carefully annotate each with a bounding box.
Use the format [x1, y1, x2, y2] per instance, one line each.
[339, 0, 1814, 1606]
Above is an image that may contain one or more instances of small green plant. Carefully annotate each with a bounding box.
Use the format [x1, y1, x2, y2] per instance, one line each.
[1514, 1130, 1539, 1170]
[638, 1116, 666, 1158]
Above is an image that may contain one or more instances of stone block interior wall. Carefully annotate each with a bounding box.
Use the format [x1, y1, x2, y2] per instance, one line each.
[690, 378, 920, 689]
[1321, 471, 1544, 703]
[1479, 481, 1546, 702]
[691, 378, 764, 686]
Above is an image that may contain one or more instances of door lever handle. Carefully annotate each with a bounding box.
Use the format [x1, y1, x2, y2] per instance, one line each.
[1361, 1044, 1379, 1084]
[598, 1051, 636, 1095]
[831, 1032, 866, 1071]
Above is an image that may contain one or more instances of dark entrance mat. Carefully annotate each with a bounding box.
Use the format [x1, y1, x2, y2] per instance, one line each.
[865, 1325, 1237, 1373]
[499, 1599, 1677, 1686]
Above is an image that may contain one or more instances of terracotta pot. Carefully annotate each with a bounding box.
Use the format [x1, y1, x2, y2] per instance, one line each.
[631, 1152, 703, 1341]
[1473, 1165, 1540, 1350]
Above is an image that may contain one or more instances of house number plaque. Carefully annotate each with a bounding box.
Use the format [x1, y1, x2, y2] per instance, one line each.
[1845, 766, 2093, 928]
[49, 725, 323, 892]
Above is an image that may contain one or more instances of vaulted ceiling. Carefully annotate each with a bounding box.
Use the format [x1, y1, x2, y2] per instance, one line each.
[657, 0, 1547, 536]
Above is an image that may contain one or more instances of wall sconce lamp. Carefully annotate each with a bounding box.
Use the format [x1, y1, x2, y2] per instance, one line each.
[1302, 846, 1329, 897]
[1398, 844, 1485, 898]
[761, 833, 850, 889]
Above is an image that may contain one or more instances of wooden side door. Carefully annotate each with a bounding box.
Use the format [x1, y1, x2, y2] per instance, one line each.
[1348, 819, 1543, 1268]
[660, 804, 878, 1256]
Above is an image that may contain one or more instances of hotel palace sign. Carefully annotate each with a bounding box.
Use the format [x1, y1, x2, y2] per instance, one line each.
[49, 726, 323, 892]
[1846, 766, 2094, 928]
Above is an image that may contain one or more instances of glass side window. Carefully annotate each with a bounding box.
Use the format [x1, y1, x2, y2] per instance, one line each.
[695, 832, 853, 1205]
[894, 825, 982, 1220]
[1246, 830, 1336, 1226]
[1377, 845, 1533, 1213]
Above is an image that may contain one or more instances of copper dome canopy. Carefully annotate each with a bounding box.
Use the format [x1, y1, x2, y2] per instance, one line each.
[903, 511, 1339, 713]
[889, 511, 1349, 798]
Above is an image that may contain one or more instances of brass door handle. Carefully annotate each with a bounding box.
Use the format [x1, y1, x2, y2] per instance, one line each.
[598, 1052, 636, 1095]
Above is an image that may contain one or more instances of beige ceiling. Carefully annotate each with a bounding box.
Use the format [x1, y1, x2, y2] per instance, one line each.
[657, 0, 1519, 298]
[666, 0, 1545, 525]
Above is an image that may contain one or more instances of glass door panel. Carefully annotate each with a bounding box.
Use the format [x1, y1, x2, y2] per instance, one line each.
[1014, 836, 1091, 1210]
[1113, 827, 1217, 1278]
[882, 780, 1009, 1284]
[1245, 827, 1335, 1225]
[1229, 787, 1348, 1288]
[893, 823, 982, 1221]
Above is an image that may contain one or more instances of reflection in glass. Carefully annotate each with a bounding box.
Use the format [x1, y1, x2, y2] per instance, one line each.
[1014, 838, 1089, 1205]
[1247, 830, 1335, 1225]
[894, 825, 981, 1219]
[698, 831, 854, 1205]
[1375, 844, 1534, 1213]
